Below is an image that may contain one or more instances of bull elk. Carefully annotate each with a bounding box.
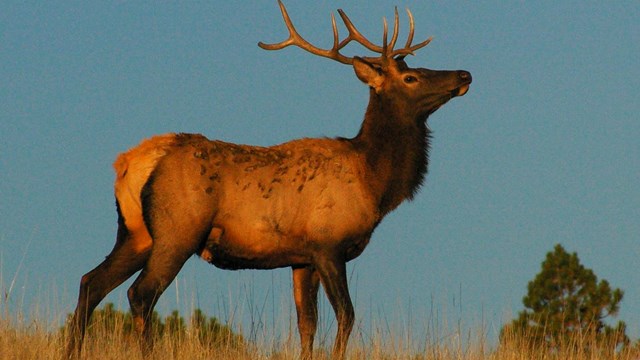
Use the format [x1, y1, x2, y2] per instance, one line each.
[67, 1, 471, 359]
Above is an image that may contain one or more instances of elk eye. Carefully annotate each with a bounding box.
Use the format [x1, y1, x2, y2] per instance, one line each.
[404, 75, 417, 84]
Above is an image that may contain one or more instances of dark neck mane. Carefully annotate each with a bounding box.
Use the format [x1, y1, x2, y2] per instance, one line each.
[349, 90, 431, 215]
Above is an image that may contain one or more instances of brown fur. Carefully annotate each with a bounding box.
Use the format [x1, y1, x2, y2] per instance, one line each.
[112, 134, 180, 254]
[67, 8, 472, 360]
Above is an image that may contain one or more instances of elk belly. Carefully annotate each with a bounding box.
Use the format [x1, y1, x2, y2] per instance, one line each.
[200, 219, 311, 270]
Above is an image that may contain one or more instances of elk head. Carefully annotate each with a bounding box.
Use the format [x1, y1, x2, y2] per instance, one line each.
[259, 0, 472, 123]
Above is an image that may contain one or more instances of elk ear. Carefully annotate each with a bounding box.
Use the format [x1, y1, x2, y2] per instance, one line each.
[353, 57, 385, 92]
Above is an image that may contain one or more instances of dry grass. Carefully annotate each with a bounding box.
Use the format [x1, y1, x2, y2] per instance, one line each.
[2, 304, 638, 360]
[0, 268, 636, 360]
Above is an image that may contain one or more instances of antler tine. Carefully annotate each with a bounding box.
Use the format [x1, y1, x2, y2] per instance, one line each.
[259, 0, 352, 64]
[331, 13, 340, 50]
[258, 1, 296, 50]
[405, 8, 415, 48]
[336, 9, 383, 53]
[389, 8, 433, 58]
[381, 17, 388, 56]
[390, 36, 433, 58]
[387, 7, 400, 53]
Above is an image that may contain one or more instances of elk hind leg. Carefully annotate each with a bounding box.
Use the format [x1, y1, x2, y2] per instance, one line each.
[127, 226, 203, 354]
[67, 213, 152, 358]
[292, 265, 321, 360]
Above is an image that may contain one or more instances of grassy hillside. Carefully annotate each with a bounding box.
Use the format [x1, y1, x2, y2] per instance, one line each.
[2, 303, 637, 360]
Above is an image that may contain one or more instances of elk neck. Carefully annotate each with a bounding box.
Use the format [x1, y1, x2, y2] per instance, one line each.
[350, 89, 430, 216]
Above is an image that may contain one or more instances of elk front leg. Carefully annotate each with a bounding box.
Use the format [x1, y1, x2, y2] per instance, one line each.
[292, 265, 320, 360]
[315, 255, 354, 360]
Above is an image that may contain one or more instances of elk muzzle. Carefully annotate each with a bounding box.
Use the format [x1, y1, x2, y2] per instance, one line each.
[453, 70, 472, 97]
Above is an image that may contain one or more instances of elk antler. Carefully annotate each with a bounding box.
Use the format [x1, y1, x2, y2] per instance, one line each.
[258, 0, 433, 65]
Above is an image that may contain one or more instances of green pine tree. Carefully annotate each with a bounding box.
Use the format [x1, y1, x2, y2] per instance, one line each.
[502, 244, 628, 350]
[190, 308, 244, 349]
[80, 302, 135, 337]
[164, 309, 187, 336]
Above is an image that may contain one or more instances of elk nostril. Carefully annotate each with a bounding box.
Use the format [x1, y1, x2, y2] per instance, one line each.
[458, 70, 471, 81]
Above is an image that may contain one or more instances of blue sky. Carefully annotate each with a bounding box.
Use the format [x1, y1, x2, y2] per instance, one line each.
[1, 1, 638, 345]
